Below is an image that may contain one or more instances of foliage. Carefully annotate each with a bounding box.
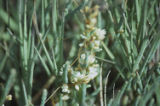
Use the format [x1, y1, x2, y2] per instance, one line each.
[0, 0, 160, 106]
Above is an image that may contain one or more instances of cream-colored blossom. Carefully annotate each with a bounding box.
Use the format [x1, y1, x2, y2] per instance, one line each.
[59, 69, 63, 76]
[93, 40, 101, 50]
[88, 54, 95, 64]
[62, 94, 70, 100]
[79, 43, 84, 47]
[90, 18, 97, 26]
[6, 94, 12, 101]
[71, 71, 85, 83]
[95, 28, 106, 40]
[62, 84, 70, 93]
[75, 85, 79, 91]
[93, 36, 96, 40]
[87, 64, 99, 79]
[94, 40, 100, 46]
[80, 53, 86, 60]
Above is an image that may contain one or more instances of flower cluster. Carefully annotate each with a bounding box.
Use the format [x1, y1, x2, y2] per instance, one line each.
[61, 5, 106, 100]
[61, 84, 71, 100]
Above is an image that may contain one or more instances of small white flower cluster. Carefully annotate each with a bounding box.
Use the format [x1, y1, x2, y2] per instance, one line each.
[95, 28, 106, 40]
[61, 5, 106, 101]
[69, 54, 100, 84]
[92, 28, 106, 51]
[87, 64, 99, 79]
[6, 94, 12, 101]
[61, 84, 71, 100]
[61, 84, 70, 93]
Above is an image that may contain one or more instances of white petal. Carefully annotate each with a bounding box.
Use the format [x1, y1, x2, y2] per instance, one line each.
[95, 28, 106, 40]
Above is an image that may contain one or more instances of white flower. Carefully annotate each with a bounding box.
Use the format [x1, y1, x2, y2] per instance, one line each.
[75, 85, 79, 91]
[62, 84, 70, 93]
[95, 28, 106, 40]
[59, 69, 63, 76]
[62, 94, 70, 100]
[93, 40, 100, 50]
[90, 18, 97, 25]
[71, 71, 85, 83]
[68, 66, 73, 73]
[75, 72, 84, 78]
[79, 43, 84, 47]
[93, 36, 96, 40]
[87, 64, 99, 79]
[81, 53, 86, 60]
[6, 94, 12, 101]
[94, 40, 100, 46]
[88, 54, 95, 64]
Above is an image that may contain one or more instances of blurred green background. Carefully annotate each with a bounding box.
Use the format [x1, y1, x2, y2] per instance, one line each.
[0, 0, 160, 106]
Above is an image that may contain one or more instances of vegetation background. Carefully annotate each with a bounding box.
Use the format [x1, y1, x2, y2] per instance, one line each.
[0, 0, 160, 106]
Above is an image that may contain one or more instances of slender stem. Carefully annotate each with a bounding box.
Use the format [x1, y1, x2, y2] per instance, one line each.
[80, 84, 86, 106]
[104, 71, 111, 106]
[100, 66, 104, 106]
